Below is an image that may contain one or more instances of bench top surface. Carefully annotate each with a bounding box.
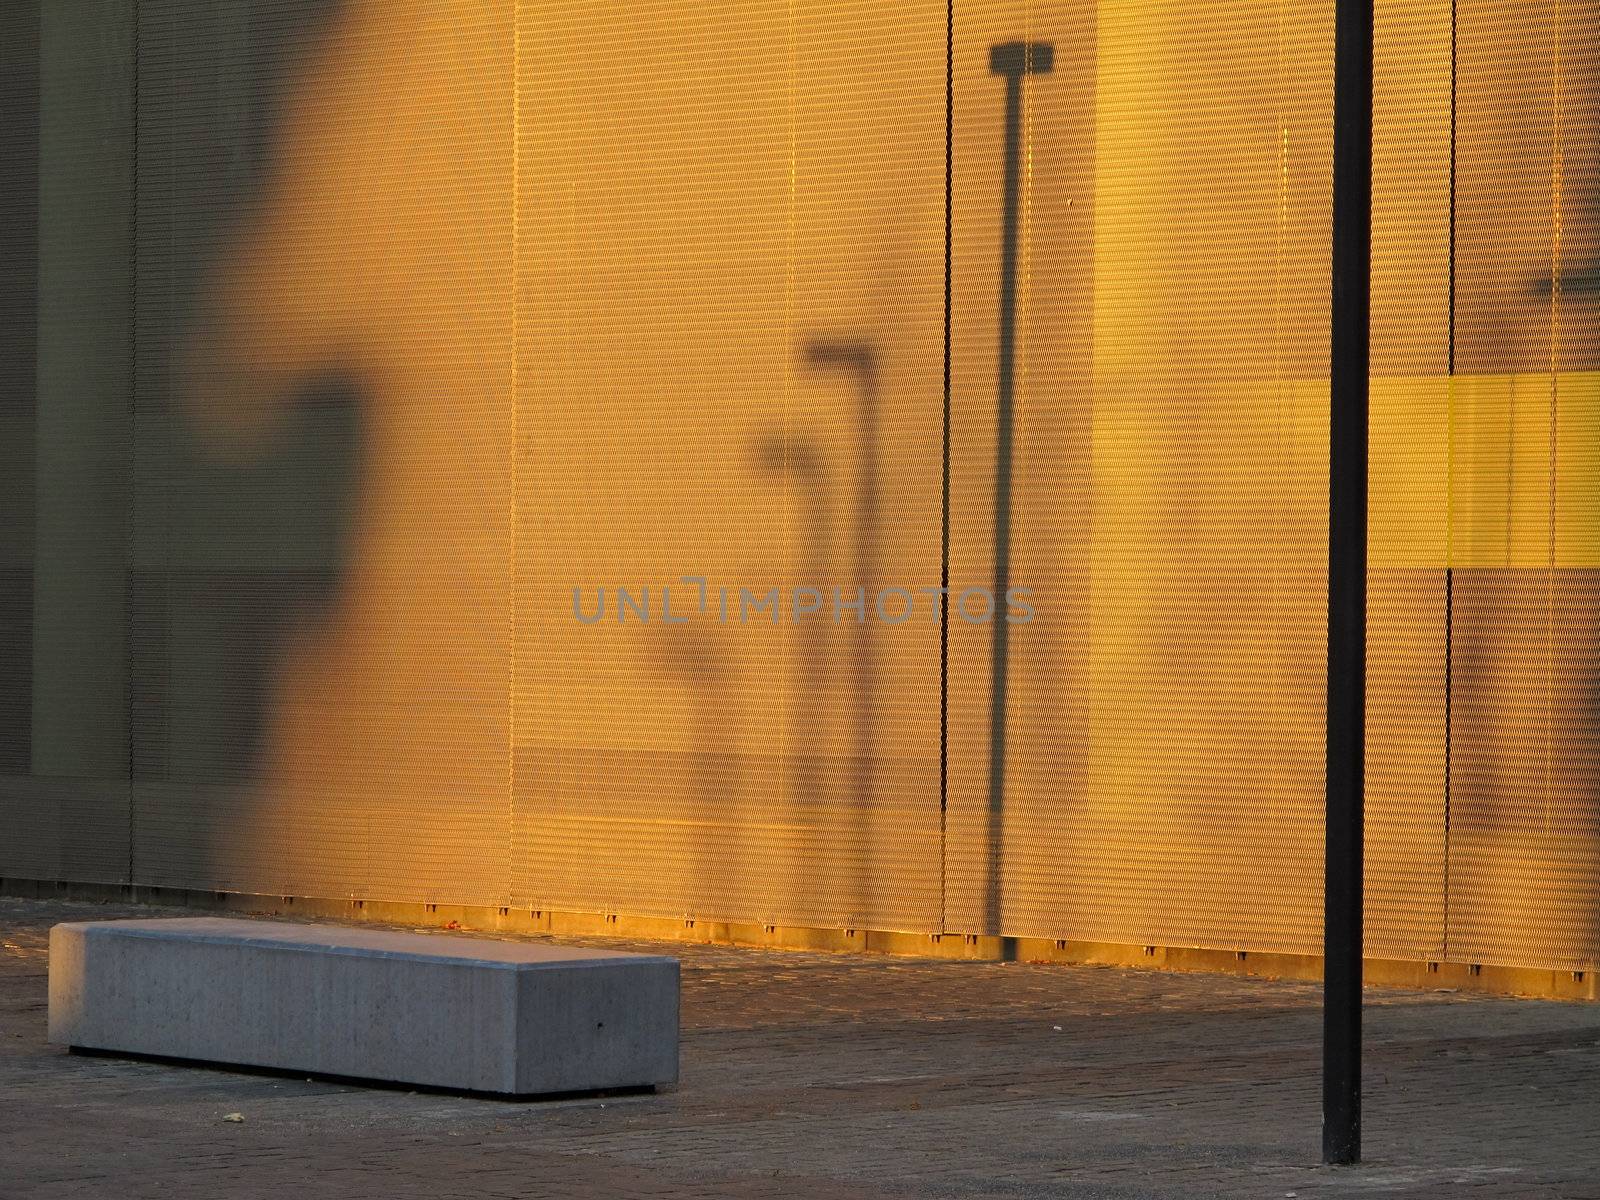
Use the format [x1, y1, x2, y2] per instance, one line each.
[58, 918, 678, 969]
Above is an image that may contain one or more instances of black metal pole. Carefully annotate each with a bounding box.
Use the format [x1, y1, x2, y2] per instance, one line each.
[1324, 0, 1372, 1169]
[984, 41, 1052, 940]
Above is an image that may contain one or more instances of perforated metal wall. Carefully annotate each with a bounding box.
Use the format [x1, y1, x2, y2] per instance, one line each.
[3, 0, 1600, 972]
[511, 1, 946, 931]
[945, 0, 1334, 952]
[1443, 0, 1600, 970]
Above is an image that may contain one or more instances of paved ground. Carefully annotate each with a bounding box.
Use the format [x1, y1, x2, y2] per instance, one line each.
[2, 898, 1598, 1199]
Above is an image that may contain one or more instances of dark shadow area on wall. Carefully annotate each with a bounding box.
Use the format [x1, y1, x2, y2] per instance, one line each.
[131, 0, 357, 788]
[129, 372, 362, 784]
[649, 622, 742, 921]
[1447, 1, 1600, 968]
[800, 340, 880, 921]
[0, 1, 41, 775]
[753, 427, 833, 829]
[1, 0, 356, 891]
[131, 0, 350, 790]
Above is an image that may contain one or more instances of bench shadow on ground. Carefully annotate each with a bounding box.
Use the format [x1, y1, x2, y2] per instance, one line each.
[65, 1044, 666, 1105]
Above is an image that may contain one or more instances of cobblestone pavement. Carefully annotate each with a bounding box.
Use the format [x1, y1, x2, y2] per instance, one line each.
[2, 898, 1599, 1199]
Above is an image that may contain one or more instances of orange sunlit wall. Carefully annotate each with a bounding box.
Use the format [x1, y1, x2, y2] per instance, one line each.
[184, 0, 948, 927]
[5, 0, 1600, 973]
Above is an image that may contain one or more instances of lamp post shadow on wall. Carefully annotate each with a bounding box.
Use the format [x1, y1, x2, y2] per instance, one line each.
[984, 40, 1053, 951]
[800, 339, 878, 922]
[753, 429, 832, 841]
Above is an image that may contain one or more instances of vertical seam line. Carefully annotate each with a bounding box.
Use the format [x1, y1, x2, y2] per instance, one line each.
[508, 1, 520, 909]
[1444, 0, 1457, 963]
[127, 0, 141, 888]
[1548, 0, 1561, 834]
[939, 0, 953, 934]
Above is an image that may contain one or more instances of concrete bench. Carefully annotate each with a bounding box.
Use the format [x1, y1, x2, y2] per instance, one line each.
[48, 917, 679, 1096]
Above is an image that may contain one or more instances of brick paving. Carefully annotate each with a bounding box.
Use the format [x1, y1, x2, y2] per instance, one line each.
[2, 897, 1598, 1199]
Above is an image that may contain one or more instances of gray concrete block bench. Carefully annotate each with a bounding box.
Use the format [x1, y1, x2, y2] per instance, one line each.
[48, 917, 679, 1096]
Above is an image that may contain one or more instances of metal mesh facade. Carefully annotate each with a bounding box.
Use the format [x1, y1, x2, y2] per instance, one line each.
[946, 0, 1334, 951]
[4, 0, 1600, 972]
[511, 1, 946, 930]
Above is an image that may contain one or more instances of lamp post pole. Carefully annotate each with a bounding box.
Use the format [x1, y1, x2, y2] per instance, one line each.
[1324, 0, 1373, 1168]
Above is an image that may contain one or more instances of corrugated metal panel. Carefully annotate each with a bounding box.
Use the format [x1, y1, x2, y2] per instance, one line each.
[130, 0, 367, 896]
[0, 0, 40, 783]
[4, 0, 1600, 973]
[1446, 0, 1600, 970]
[513, 0, 945, 932]
[1364, 0, 1451, 961]
[943, 0, 1097, 939]
[31, 0, 135, 787]
[1, 0, 134, 886]
[0, 779, 130, 886]
[1449, 571, 1600, 968]
[949, 0, 1333, 951]
[148, 0, 518, 905]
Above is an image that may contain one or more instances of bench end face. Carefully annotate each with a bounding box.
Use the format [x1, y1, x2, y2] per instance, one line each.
[513, 957, 680, 1094]
[46, 922, 91, 1047]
